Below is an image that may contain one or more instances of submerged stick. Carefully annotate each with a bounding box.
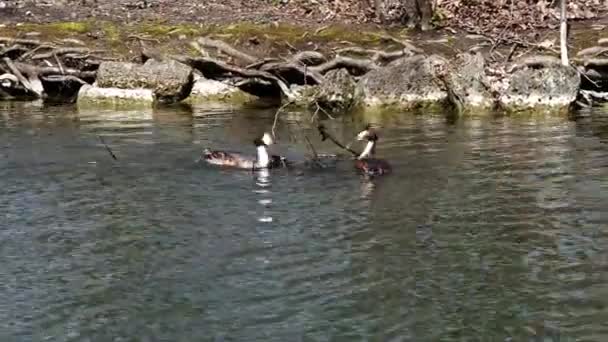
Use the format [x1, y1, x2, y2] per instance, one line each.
[98, 135, 118, 160]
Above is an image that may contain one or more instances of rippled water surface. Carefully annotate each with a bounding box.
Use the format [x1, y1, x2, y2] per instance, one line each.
[1, 102, 607, 341]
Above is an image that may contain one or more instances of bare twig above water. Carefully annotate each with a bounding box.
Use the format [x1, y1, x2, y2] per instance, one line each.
[271, 101, 293, 139]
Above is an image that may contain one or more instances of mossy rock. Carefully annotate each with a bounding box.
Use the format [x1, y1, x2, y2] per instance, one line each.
[447, 52, 495, 111]
[96, 59, 194, 103]
[315, 68, 360, 114]
[357, 55, 449, 110]
[77, 85, 154, 109]
[184, 78, 257, 105]
[499, 65, 580, 113]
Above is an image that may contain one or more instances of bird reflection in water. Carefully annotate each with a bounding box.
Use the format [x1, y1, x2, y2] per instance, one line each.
[359, 177, 376, 199]
[254, 168, 273, 223]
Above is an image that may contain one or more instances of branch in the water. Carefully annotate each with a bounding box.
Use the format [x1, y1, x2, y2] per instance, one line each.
[291, 119, 325, 169]
[317, 124, 360, 157]
[271, 101, 293, 139]
[98, 135, 118, 160]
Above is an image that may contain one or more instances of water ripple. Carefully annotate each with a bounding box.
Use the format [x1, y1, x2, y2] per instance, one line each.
[0, 105, 607, 341]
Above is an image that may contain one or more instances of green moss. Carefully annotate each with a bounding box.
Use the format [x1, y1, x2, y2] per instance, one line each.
[47, 21, 91, 34]
[0, 20, 412, 63]
[101, 22, 121, 42]
[77, 96, 154, 109]
[1, 21, 90, 39]
[500, 105, 573, 117]
[138, 22, 203, 38]
[348, 104, 449, 125]
[313, 25, 382, 45]
[183, 89, 257, 106]
[431, 8, 448, 26]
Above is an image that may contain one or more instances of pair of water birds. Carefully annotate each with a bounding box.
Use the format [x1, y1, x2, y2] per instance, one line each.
[200, 125, 391, 176]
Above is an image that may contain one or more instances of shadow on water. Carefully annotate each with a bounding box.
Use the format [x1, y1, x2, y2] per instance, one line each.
[0, 101, 607, 341]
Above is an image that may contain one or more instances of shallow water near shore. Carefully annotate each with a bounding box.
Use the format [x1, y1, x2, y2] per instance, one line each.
[1, 102, 607, 341]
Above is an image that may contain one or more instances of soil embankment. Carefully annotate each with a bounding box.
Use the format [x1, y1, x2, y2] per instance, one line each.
[1, 1, 608, 113]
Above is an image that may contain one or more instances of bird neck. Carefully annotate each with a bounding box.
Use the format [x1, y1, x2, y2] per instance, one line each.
[358, 140, 375, 159]
[257, 145, 270, 167]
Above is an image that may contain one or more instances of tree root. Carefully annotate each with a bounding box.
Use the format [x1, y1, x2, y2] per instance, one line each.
[197, 37, 258, 65]
[12, 62, 96, 79]
[2, 58, 42, 97]
[507, 55, 562, 72]
[259, 61, 325, 85]
[0, 37, 42, 47]
[372, 34, 424, 55]
[310, 56, 378, 74]
[335, 47, 414, 63]
[289, 51, 327, 66]
[173, 55, 295, 100]
[30, 47, 105, 60]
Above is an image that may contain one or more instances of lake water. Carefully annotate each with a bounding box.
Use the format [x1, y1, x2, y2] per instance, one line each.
[1, 102, 607, 341]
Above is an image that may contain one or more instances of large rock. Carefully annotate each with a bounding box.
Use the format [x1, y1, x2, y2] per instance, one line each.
[96, 59, 194, 103]
[289, 84, 319, 107]
[356, 55, 449, 108]
[314, 68, 359, 114]
[77, 84, 154, 108]
[184, 76, 256, 105]
[499, 64, 580, 112]
[447, 52, 495, 111]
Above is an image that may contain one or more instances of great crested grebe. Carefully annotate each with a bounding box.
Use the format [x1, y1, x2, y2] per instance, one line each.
[200, 132, 288, 170]
[353, 125, 391, 176]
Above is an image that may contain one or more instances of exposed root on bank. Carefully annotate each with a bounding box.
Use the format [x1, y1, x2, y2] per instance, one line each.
[170, 35, 418, 100]
[2, 30, 608, 109]
[0, 36, 113, 101]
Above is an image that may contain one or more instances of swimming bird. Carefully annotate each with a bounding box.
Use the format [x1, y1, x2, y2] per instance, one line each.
[200, 132, 288, 170]
[353, 125, 391, 176]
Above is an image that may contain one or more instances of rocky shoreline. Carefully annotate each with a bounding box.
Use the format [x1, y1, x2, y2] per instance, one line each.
[1, 21, 608, 115]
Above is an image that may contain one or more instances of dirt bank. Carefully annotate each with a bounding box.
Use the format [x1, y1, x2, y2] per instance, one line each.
[2, 0, 607, 32]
